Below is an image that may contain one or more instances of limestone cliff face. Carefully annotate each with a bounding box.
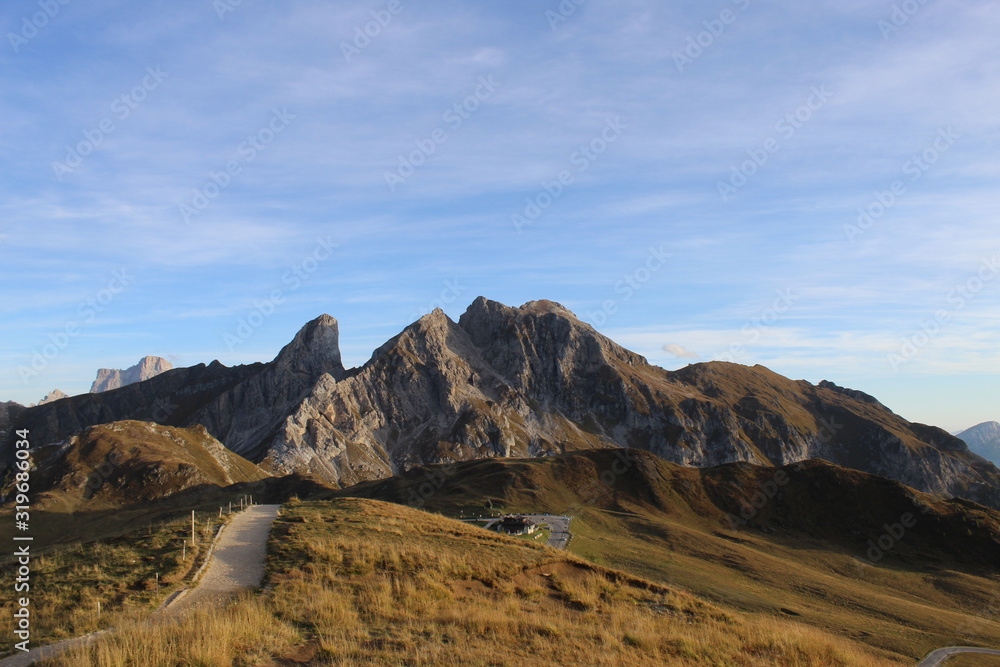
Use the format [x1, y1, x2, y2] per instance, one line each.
[191, 314, 346, 461]
[90, 356, 174, 393]
[4, 316, 344, 465]
[5, 300, 999, 509]
[261, 298, 1000, 508]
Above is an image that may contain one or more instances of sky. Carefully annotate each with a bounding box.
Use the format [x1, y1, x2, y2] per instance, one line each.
[1, 0, 997, 433]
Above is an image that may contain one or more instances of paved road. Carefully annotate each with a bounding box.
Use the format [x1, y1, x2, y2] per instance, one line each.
[0, 504, 281, 666]
[522, 515, 572, 549]
[918, 646, 1000, 666]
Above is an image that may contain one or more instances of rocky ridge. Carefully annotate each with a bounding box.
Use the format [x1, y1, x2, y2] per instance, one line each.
[4, 298, 999, 508]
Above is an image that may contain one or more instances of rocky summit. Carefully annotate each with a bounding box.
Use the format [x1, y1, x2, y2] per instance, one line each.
[90, 355, 174, 393]
[4, 298, 999, 508]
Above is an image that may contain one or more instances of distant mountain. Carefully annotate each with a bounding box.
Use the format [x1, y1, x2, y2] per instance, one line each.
[35, 389, 68, 406]
[958, 421, 1000, 466]
[90, 356, 174, 393]
[3, 298, 999, 510]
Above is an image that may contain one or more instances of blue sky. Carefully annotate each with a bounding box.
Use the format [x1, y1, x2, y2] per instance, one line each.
[1, 0, 997, 433]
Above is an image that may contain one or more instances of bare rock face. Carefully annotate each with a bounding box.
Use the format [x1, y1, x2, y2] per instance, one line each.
[35, 389, 69, 406]
[261, 298, 1000, 509]
[4, 315, 345, 465]
[958, 422, 1000, 466]
[91, 356, 174, 393]
[4, 300, 999, 510]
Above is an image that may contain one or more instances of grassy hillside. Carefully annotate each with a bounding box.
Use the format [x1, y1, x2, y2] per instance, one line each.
[50, 498, 902, 666]
[0, 420, 334, 549]
[0, 509, 227, 656]
[341, 449, 1000, 662]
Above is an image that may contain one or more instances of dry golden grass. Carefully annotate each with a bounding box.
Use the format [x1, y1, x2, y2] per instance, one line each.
[0, 509, 224, 653]
[44, 498, 906, 666]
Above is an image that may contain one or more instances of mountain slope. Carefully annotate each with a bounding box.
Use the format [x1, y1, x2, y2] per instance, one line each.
[12, 420, 270, 509]
[4, 299, 999, 510]
[4, 315, 345, 465]
[958, 421, 1000, 466]
[265, 298, 1000, 508]
[90, 356, 173, 393]
[338, 450, 1000, 661]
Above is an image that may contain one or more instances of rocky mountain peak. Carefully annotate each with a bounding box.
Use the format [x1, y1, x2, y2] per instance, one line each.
[91, 356, 173, 393]
[35, 389, 69, 405]
[273, 314, 345, 379]
[519, 299, 579, 319]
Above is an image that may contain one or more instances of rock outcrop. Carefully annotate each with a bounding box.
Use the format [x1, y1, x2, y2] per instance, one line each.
[4, 299, 999, 509]
[262, 298, 1000, 508]
[90, 356, 174, 393]
[35, 389, 69, 406]
[4, 315, 345, 465]
[958, 421, 1000, 466]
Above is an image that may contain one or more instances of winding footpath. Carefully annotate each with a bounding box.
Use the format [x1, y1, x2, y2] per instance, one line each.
[917, 646, 1000, 666]
[0, 504, 281, 667]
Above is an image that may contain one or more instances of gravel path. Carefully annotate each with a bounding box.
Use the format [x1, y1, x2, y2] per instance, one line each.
[162, 504, 280, 616]
[0, 504, 281, 666]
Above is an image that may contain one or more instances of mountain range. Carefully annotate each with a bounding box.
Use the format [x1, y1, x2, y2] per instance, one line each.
[3, 297, 999, 510]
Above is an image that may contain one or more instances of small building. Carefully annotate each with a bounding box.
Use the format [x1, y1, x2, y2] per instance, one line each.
[496, 515, 537, 536]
